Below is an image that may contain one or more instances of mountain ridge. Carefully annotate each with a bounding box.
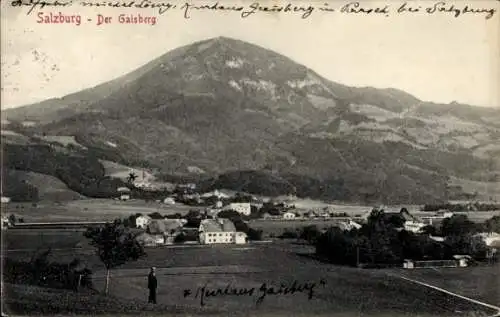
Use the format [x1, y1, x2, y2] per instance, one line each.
[2, 36, 499, 204]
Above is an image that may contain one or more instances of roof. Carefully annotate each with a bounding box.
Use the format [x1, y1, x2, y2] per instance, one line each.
[201, 190, 230, 198]
[147, 219, 184, 234]
[137, 215, 152, 220]
[136, 232, 163, 244]
[117, 187, 131, 192]
[199, 219, 236, 233]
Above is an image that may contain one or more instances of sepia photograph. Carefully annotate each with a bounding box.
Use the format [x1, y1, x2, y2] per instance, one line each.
[1, 0, 499, 316]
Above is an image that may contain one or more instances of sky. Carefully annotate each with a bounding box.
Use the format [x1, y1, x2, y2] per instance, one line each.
[1, 0, 499, 109]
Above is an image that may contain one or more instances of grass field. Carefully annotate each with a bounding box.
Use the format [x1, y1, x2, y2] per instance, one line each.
[2, 199, 194, 222]
[3, 229, 498, 317]
[3, 197, 498, 225]
[398, 264, 500, 306]
[249, 219, 344, 236]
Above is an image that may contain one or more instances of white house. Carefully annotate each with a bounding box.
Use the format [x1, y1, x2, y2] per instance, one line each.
[117, 187, 131, 201]
[136, 215, 152, 229]
[338, 219, 362, 231]
[223, 203, 251, 216]
[234, 232, 248, 244]
[117, 187, 131, 193]
[1, 216, 10, 229]
[198, 219, 247, 245]
[214, 201, 223, 208]
[1, 196, 11, 204]
[163, 197, 176, 205]
[201, 189, 230, 199]
[404, 221, 426, 233]
[474, 232, 500, 247]
[283, 212, 296, 220]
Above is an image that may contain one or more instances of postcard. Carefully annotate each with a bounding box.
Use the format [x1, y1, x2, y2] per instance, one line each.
[1, 0, 499, 316]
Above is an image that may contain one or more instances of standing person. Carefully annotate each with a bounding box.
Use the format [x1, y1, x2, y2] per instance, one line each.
[148, 267, 158, 304]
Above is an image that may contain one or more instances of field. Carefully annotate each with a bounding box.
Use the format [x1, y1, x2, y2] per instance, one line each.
[249, 219, 345, 236]
[2, 199, 194, 222]
[3, 230, 499, 317]
[4, 198, 499, 226]
[399, 265, 500, 306]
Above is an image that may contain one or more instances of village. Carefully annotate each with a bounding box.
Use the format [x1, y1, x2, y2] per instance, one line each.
[5, 180, 493, 261]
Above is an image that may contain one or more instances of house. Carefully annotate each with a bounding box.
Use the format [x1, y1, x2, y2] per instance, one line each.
[474, 232, 500, 247]
[262, 212, 273, 220]
[117, 187, 131, 193]
[147, 219, 185, 244]
[136, 215, 152, 229]
[403, 259, 415, 269]
[163, 197, 176, 205]
[453, 255, 472, 267]
[338, 219, 362, 231]
[250, 202, 263, 210]
[1, 216, 10, 229]
[1, 196, 11, 204]
[283, 212, 296, 220]
[198, 218, 247, 244]
[222, 203, 251, 216]
[136, 232, 165, 247]
[404, 221, 426, 233]
[363, 208, 426, 233]
[117, 187, 131, 201]
[214, 201, 223, 208]
[201, 190, 230, 199]
[307, 210, 318, 218]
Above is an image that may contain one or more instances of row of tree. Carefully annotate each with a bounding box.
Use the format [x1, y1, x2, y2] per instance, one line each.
[422, 202, 500, 212]
[312, 211, 497, 267]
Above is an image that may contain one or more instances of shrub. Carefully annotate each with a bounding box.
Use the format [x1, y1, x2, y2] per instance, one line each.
[280, 229, 299, 239]
[174, 233, 187, 243]
[3, 251, 93, 291]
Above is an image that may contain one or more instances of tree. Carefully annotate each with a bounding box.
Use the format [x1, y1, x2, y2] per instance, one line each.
[483, 216, 500, 233]
[441, 215, 477, 237]
[217, 209, 240, 219]
[300, 225, 321, 244]
[127, 172, 138, 184]
[421, 225, 437, 236]
[8, 214, 17, 225]
[148, 212, 164, 220]
[84, 220, 146, 294]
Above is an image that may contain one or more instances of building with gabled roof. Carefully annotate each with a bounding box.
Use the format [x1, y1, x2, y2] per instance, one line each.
[136, 215, 152, 229]
[198, 218, 247, 244]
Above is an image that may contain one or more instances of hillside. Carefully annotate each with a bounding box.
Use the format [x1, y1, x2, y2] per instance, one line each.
[1, 169, 83, 202]
[2, 37, 499, 204]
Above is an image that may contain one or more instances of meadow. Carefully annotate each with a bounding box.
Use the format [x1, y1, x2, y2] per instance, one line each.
[4, 198, 498, 225]
[3, 230, 498, 317]
[2, 199, 194, 222]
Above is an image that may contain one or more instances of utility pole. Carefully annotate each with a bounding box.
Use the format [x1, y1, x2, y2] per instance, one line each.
[356, 246, 360, 268]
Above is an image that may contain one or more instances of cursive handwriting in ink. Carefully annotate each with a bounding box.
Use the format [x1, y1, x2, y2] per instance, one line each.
[11, 0, 73, 15]
[184, 279, 327, 306]
[426, 2, 496, 19]
[190, 283, 255, 306]
[241, 2, 315, 19]
[340, 2, 390, 15]
[80, 0, 176, 15]
[181, 2, 244, 19]
[397, 2, 421, 14]
[256, 280, 326, 305]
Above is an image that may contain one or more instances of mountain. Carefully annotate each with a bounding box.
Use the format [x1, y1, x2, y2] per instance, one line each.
[2, 37, 499, 204]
